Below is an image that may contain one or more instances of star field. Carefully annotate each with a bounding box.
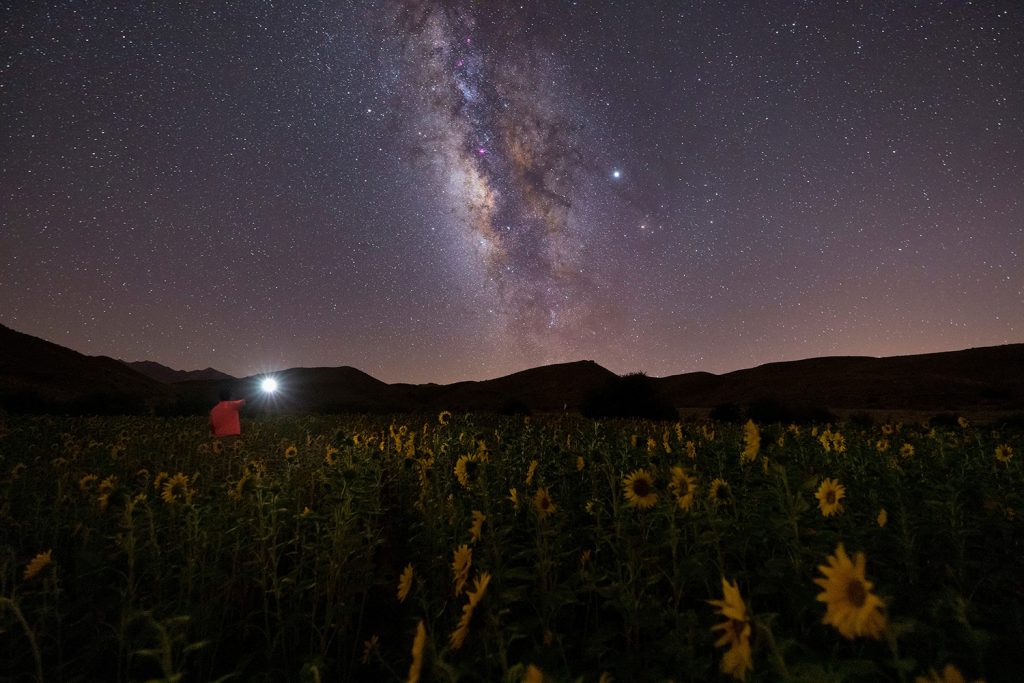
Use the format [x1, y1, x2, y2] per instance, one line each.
[1, 1, 1021, 383]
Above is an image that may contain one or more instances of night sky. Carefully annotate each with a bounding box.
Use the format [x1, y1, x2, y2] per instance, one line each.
[2, 1, 1021, 384]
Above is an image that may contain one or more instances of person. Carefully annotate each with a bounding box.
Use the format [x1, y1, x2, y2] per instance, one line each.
[210, 388, 246, 438]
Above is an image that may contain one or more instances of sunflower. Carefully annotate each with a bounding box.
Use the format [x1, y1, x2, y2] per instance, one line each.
[995, 444, 1013, 463]
[407, 620, 426, 683]
[96, 475, 117, 511]
[452, 544, 473, 595]
[454, 453, 481, 489]
[525, 459, 539, 485]
[741, 420, 760, 464]
[508, 487, 520, 506]
[707, 577, 753, 681]
[622, 468, 658, 509]
[23, 549, 53, 581]
[814, 543, 887, 639]
[324, 445, 339, 466]
[79, 473, 98, 492]
[900, 443, 915, 459]
[669, 466, 697, 511]
[957, 416, 970, 429]
[875, 439, 890, 453]
[361, 634, 380, 664]
[915, 662, 983, 683]
[469, 510, 486, 544]
[685, 440, 697, 459]
[877, 508, 888, 528]
[832, 432, 847, 453]
[709, 478, 733, 507]
[533, 486, 556, 520]
[524, 665, 545, 683]
[161, 473, 194, 505]
[438, 410, 452, 425]
[815, 478, 846, 517]
[397, 563, 414, 602]
[449, 572, 491, 651]
[284, 445, 298, 460]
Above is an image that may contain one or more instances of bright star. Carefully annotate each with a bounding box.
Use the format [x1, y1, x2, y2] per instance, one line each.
[612, 169, 621, 179]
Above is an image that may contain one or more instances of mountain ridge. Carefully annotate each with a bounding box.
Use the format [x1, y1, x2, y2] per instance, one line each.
[2, 323, 1021, 418]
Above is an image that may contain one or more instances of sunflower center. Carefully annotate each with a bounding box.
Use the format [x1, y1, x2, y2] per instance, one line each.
[825, 490, 836, 504]
[633, 478, 652, 497]
[465, 461, 478, 478]
[845, 578, 867, 607]
[540, 497, 550, 510]
[716, 485, 729, 500]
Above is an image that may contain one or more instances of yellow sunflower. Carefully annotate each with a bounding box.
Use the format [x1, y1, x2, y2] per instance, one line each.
[452, 544, 473, 595]
[707, 577, 753, 681]
[524, 664, 545, 683]
[283, 445, 298, 460]
[915, 662, 983, 683]
[995, 444, 1013, 463]
[709, 478, 732, 507]
[900, 443, 915, 459]
[525, 459, 539, 485]
[449, 572, 492, 651]
[407, 620, 427, 683]
[438, 410, 452, 425]
[669, 466, 697, 511]
[815, 478, 845, 517]
[23, 549, 53, 581]
[454, 453, 481, 489]
[875, 439, 890, 454]
[161, 473, 194, 505]
[468, 510, 486, 544]
[814, 543, 887, 639]
[685, 440, 697, 460]
[324, 445, 339, 466]
[397, 563, 414, 602]
[740, 420, 760, 463]
[533, 486, 556, 520]
[622, 468, 658, 509]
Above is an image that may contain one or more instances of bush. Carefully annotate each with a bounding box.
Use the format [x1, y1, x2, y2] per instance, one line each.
[582, 372, 677, 421]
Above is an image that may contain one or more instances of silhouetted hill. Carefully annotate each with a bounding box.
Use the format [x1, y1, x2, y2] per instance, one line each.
[124, 360, 235, 383]
[1, 322, 1021, 418]
[0, 324, 171, 413]
[391, 360, 620, 414]
[656, 345, 1024, 415]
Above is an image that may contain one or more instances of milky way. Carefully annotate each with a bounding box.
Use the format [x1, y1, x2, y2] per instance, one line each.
[1, 1, 1020, 382]
[390, 2, 606, 360]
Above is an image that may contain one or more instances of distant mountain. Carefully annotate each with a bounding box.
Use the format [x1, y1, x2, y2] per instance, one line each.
[125, 360, 234, 383]
[656, 345, 1024, 414]
[1, 322, 1021, 418]
[0, 323, 171, 413]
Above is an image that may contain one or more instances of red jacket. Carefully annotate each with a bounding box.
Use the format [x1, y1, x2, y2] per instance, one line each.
[209, 400, 246, 437]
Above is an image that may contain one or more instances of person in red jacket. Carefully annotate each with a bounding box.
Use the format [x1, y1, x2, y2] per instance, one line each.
[210, 388, 246, 437]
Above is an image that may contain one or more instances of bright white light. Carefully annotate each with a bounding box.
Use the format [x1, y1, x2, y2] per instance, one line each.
[261, 378, 278, 393]
[612, 169, 621, 179]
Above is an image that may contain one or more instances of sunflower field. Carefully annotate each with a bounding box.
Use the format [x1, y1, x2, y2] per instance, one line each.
[1, 412, 1021, 682]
